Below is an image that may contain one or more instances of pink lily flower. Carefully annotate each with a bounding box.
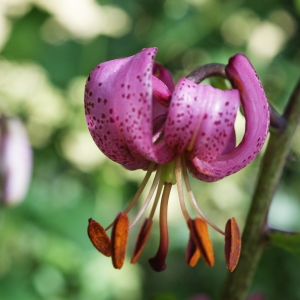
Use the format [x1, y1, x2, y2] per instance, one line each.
[84, 48, 269, 272]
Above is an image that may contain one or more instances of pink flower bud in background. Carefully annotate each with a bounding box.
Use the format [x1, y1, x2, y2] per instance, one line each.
[0, 117, 32, 205]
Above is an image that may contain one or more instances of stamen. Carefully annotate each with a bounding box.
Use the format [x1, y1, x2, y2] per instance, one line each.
[87, 218, 111, 257]
[149, 182, 172, 272]
[111, 212, 129, 269]
[225, 217, 241, 272]
[131, 180, 164, 264]
[131, 218, 153, 264]
[129, 165, 163, 229]
[186, 234, 201, 267]
[147, 180, 164, 227]
[181, 156, 225, 235]
[174, 156, 190, 222]
[105, 162, 155, 231]
[188, 218, 215, 266]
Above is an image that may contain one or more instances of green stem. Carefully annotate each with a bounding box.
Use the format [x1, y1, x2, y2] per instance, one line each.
[219, 79, 300, 300]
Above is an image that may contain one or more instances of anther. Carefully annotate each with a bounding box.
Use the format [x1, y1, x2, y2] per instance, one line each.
[225, 217, 241, 272]
[186, 234, 201, 267]
[111, 212, 129, 269]
[87, 218, 111, 257]
[188, 218, 215, 267]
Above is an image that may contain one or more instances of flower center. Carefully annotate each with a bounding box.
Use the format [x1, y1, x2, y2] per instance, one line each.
[88, 155, 241, 272]
[90, 156, 227, 272]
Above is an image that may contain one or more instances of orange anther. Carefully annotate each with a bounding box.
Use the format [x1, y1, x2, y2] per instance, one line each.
[225, 217, 241, 272]
[188, 218, 214, 266]
[87, 218, 111, 257]
[186, 234, 201, 267]
[111, 212, 129, 269]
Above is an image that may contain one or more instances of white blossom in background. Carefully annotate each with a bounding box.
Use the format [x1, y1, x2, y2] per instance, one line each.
[0, 117, 32, 205]
[0, 0, 131, 49]
[36, 0, 132, 41]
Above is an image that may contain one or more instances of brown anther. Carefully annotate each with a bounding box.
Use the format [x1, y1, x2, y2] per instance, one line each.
[188, 218, 215, 267]
[225, 217, 241, 272]
[87, 218, 111, 257]
[186, 234, 201, 267]
[131, 218, 153, 264]
[111, 212, 129, 269]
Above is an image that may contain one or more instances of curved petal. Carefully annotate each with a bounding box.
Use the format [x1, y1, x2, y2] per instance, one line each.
[189, 85, 240, 161]
[221, 128, 236, 155]
[165, 78, 240, 161]
[113, 48, 175, 164]
[84, 48, 176, 169]
[187, 53, 270, 181]
[153, 62, 175, 93]
[85, 56, 148, 170]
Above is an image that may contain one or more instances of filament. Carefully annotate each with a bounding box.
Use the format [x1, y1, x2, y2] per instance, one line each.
[105, 162, 155, 231]
[146, 180, 164, 228]
[175, 156, 190, 222]
[181, 156, 225, 235]
[129, 165, 163, 229]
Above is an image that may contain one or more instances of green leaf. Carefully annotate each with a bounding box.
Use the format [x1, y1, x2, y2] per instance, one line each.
[269, 231, 300, 257]
[209, 77, 230, 90]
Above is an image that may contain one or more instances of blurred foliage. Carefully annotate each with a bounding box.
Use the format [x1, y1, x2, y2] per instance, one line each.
[269, 231, 300, 258]
[0, 0, 300, 299]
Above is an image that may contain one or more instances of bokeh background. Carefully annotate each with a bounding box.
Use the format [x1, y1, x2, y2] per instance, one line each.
[1, 0, 300, 299]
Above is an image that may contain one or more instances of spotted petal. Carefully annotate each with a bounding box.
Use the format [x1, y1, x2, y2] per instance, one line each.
[165, 78, 240, 162]
[84, 48, 176, 169]
[187, 53, 270, 181]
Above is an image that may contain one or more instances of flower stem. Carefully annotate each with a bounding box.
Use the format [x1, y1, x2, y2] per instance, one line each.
[219, 79, 300, 300]
[186, 63, 226, 84]
[187, 64, 286, 131]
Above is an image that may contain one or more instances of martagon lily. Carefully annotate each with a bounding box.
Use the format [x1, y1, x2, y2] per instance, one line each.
[84, 47, 269, 272]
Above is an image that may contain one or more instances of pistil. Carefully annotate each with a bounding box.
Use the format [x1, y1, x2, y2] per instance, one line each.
[149, 182, 172, 271]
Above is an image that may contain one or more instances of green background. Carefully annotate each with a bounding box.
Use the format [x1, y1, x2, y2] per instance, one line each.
[1, 0, 300, 299]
